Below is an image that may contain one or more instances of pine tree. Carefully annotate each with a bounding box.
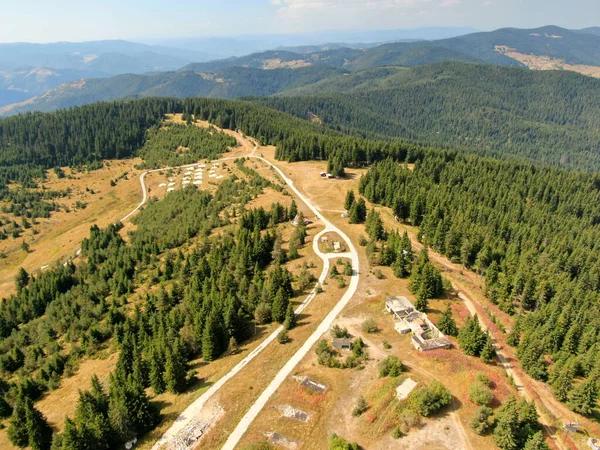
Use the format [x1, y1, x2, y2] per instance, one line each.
[202, 315, 221, 362]
[107, 377, 135, 443]
[349, 198, 366, 224]
[506, 316, 521, 347]
[60, 418, 82, 450]
[567, 379, 597, 416]
[437, 304, 458, 336]
[493, 396, 520, 450]
[149, 348, 166, 395]
[365, 208, 384, 241]
[15, 267, 30, 293]
[283, 303, 296, 330]
[480, 332, 496, 364]
[523, 432, 550, 450]
[7, 395, 30, 448]
[458, 315, 486, 357]
[164, 338, 188, 394]
[414, 292, 428, 312]
[344, 190, 355, 211]
[26, 399, 53, 450]
[289, 199, 298, 219]
[271, 287, 288, 323]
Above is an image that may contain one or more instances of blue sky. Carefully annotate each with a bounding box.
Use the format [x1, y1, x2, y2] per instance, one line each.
[1, 0, 597, 43]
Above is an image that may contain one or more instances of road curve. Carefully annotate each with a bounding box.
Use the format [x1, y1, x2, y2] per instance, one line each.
[220, 157, 360, 450]
[153, 154, 359, 449]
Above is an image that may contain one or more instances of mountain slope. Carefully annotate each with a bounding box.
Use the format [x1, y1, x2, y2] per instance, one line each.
[0, 66, 347, 115]
[256, 61, 600, 171]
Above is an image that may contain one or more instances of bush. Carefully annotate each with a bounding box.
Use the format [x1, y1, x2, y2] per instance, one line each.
[409, 380, 452, 417]
[392, 427, 403, 439]
[315, 283, 323, 294]
[336, 277, 347, 288]
[329, 434, 360, 450]
[361, 318, 378, 334]
[379, 356, 404, 378]
[352, 396, 368, 417]
[278, 330, 290, 344]
[383, 341, 392, 350]
[255, 303, 273, 324]
[358, 235, 368, 246]
[475, 372, 491, 386]
[373, 268, 383, 279]
[469, 406, 493, 435]
[469, 383, 494, 406]
[331, 324, 350, 339]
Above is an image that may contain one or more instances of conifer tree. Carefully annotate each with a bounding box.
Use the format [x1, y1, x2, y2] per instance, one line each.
[15, 267, 30, 293]
[437, 304, 458, 337]
[164, 338, 188, 394]
[283, 303, 296, 330]
[480, 331, 496, 364]
[7, 395, 30, 448]
[349, 198, 366, 224]
[365, 208, 384, 241]
[149, 348, 166, 395]
[523, 432, 550, 450]
[271, 287, 288, 323]
[60, 418, 81, 450]
[201, 315, 221, 362]
[289, 199, 298, 219]
[567, 379, 597, 416]
[26, 399, 53, 450]
[344, 190, 355, 211]
[458, 315, 486, 357]
[493, 396, 520, 450]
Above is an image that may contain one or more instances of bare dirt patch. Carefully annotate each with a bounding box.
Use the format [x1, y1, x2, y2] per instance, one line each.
[495, 45, 600, 78]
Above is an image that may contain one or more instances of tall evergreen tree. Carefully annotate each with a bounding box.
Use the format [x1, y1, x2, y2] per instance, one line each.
[344, 190, 355, 211]
[25, 399, 53, 450]
[437, 304, 458, 337]
[15, 267, 30, 293]
[7, 395, 30, 448]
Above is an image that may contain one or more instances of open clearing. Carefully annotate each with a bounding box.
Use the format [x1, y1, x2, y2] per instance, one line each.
[0, 158, 143, 299]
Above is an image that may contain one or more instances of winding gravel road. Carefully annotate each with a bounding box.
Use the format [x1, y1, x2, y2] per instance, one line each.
[152, 152, 360, 449]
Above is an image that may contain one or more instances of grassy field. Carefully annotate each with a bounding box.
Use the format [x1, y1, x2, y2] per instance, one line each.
[0, 158, 143, 299]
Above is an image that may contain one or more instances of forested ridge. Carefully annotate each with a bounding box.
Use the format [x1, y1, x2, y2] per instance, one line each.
[258, 62, 600, 171]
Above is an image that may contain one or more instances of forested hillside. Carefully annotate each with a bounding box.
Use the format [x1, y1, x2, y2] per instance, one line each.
[259, 62, 600, 171]
[359, 155, 600, 414]
[0, 66, 346, 116]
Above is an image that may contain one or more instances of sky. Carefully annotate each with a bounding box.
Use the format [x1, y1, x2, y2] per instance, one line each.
[0, 0, 597, 43]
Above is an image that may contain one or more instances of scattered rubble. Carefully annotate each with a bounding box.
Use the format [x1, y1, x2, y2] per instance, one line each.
[276, 405, 310, 422]
[265, 432, 300, 450]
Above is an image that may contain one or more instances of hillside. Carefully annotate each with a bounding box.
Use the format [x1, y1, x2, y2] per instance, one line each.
[180, 25, 600, 73]
[0, 66, 347, 115]
[259, 62, 600, 171]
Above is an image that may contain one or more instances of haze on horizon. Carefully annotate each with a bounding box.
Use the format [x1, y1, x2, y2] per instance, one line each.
[1, 0, 598, 44]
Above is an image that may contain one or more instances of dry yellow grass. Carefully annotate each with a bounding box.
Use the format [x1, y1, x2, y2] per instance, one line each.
[233, 150, 510, 449]
[0, 159, 143, 299]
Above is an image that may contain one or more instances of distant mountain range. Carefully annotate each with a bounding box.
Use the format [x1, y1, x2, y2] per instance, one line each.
[2, 25, 600, 116]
